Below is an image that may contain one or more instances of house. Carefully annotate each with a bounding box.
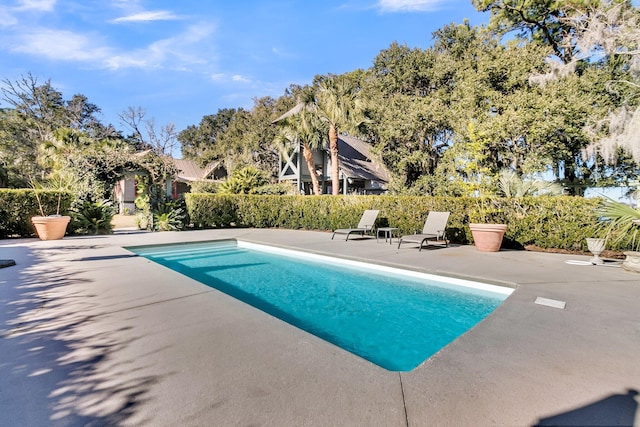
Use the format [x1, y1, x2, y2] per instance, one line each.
[113, 158, 227, 214]
[278, 135, 390, 195]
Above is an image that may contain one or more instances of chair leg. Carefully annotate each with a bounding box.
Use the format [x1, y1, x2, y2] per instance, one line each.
[397, 239, 403, 249]
[331, 232, 336, 240]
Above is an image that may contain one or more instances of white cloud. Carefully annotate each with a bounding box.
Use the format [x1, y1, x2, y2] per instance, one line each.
[6, 21, 217, 72]
[0, 6, 18, 26]
[15, 0, 56, 12]
[209, 73, 252, 84]
[232, 74, 251, 83]
[11, 28, 111, 62]
[377, 0, 445, 12]
[112, 10, 180, 23]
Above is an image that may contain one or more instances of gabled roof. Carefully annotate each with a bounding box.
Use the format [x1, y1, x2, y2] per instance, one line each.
[337, 135, 390, 183]
[272, 102, 308, 123]
[173, 159, 223, 182]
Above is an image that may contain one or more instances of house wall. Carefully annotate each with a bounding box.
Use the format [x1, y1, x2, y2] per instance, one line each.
[114, 176, 136, 214]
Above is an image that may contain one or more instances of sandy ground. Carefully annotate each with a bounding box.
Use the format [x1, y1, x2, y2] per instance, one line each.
[111, 213, 138, 229]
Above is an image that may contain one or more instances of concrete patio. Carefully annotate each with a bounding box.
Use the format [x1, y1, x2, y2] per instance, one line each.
[1, 228, 639, 426]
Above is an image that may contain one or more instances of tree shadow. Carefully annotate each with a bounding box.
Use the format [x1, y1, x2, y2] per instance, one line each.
[534, 389, 639, 427]
[0, 244, 173, 426]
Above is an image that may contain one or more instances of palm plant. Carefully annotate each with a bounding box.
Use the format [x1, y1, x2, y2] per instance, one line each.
[218, 166, 269, 195]
[29, 171, 77, 217]
[299, 76, 368, 195]
[273, 98, 327, 195]
[597, 198, 640, 252]
[71, 199, 115, 235]
[496, 170, 563, 198]
[316, 76, 367, 195]
[152, 199, 187, 231]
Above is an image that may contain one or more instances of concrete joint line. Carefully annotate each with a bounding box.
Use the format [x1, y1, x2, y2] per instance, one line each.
[399, 372, 409, 427]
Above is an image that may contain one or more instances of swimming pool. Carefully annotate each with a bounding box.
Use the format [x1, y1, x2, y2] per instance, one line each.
[127, 240, 512, 371]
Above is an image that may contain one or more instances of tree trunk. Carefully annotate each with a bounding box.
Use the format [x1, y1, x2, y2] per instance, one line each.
[302, 143, 321, 195]
[329, 124, 340, 196]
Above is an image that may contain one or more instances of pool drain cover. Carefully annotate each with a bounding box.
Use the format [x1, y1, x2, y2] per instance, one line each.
[534, 297, 566, 309]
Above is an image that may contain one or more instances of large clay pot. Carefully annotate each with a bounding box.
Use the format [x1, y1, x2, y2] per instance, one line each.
[622, 251, 640, 273]
[469, 223, 507, 252]
[31, 215, 71, 240]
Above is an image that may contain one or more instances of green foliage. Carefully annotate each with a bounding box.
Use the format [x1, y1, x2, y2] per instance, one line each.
[152, 199, 188, 231]
[218, 166, 269, 195]
[177, 97, 283, 176]
[0, 189, 73, 238]
[496, 169, 564, 197]
[186, 194, 602, 251]
[134, 178, 151, 229]
[71, 199, 115, 235]
[29, 171, 78, 216]
[185, 193, 239, 228]
[250, 182, 297, 195]
[596, 199, 640, 251]
[189, 180, 220, 193]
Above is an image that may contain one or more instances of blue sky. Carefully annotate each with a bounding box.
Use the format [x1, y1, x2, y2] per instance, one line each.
[0, 0, 488, 138]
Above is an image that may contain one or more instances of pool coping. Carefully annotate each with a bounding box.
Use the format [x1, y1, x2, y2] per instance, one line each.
[1, 228, 639, 426]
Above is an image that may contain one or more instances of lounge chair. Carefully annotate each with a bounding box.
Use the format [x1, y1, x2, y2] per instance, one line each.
[332, 210, 380, 241]
[397, 211, 450, 251]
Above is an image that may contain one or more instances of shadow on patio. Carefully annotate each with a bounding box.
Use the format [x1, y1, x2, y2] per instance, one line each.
[0, 245, 174, 425]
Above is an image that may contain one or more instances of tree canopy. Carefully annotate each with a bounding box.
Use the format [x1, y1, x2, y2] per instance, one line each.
[2, 2, 639, 198]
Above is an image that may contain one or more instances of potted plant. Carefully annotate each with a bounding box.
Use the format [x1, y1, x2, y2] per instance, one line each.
[30, 175, 73, 240]
[597, 199, 640, 273]
[468, 198, 507, 252]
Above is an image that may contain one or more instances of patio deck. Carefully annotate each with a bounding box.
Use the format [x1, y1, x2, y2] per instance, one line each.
[1, 229, 639, 426]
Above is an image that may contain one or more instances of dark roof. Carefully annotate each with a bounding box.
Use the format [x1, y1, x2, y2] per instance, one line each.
[337, 135, 389, 183]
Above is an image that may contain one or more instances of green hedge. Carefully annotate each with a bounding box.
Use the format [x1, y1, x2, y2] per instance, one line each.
[185, 194, 608, 251]
[0, 189, 74, 238]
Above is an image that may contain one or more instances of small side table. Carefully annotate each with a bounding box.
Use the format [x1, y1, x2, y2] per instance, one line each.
[377, 227, 399, 244]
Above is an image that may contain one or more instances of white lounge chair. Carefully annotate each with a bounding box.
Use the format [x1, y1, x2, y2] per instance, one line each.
[332, 210, 380, 241]
[397, 211, 450, 251]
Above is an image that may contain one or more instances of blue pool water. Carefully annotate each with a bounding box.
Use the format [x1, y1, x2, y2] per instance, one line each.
[127, 240, 511, 371]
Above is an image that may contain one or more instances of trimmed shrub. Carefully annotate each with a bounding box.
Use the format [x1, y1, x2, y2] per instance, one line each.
[185, 194, 603, 251]
[0, 189, 74, 238]
[185, 193, 239, 228]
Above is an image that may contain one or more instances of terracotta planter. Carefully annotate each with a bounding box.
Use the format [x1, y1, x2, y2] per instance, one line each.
[469, 223, 507, 252]
[622, 251, 640, 273]
[31, 215, 71, 240]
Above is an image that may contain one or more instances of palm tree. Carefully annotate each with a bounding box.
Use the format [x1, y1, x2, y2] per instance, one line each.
[273, 103, 326, 195]
[273, 76, 367, 195]
[311, 75, 367, 195]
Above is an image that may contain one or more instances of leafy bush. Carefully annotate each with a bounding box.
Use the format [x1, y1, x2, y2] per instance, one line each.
[185, 194, 602, 251]
[218, 166, 269, 194]
[0, 189, 74, 238]
[250, 182, 297, 195]
[189, 180, 220, 194]
[71, 199, 115, 235]
[152, 199, 188, 231]
[185, 194, 239, 228]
